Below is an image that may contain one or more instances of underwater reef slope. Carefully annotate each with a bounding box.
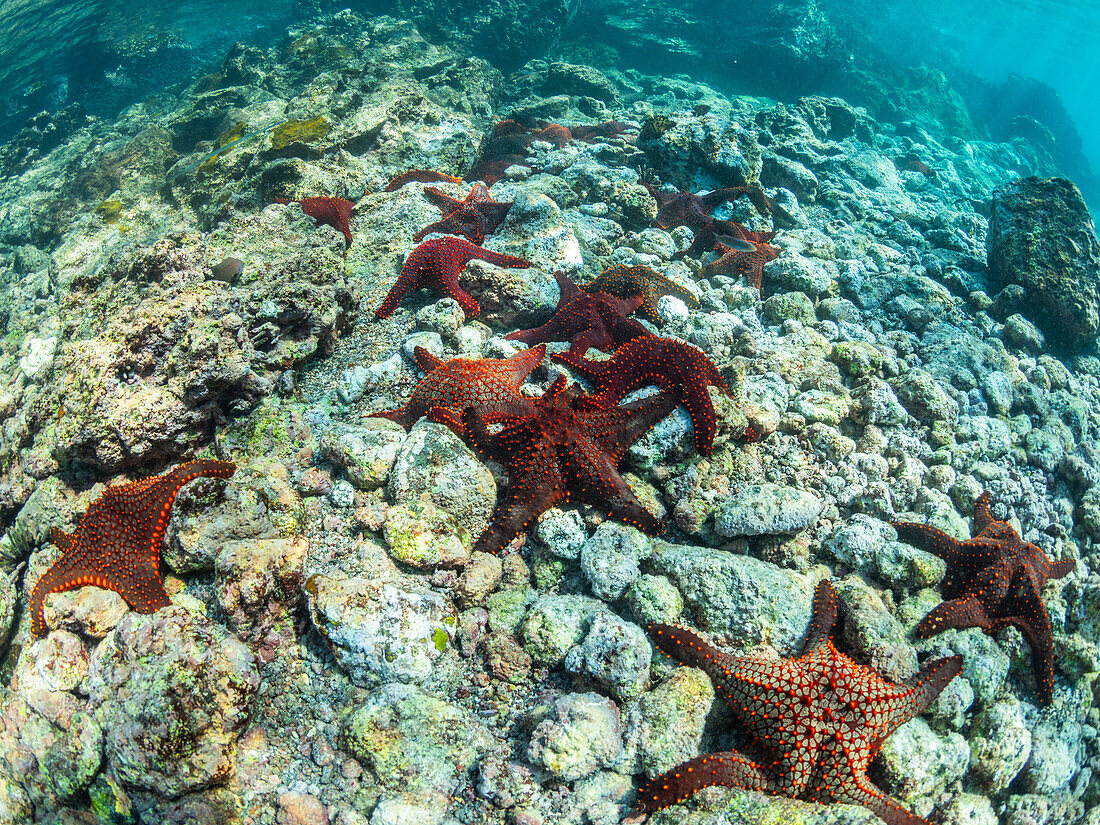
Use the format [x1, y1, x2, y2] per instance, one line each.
[0, 8, 1097, 825]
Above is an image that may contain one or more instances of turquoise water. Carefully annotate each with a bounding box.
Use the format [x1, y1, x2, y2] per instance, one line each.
[1, 0, 1095, 202]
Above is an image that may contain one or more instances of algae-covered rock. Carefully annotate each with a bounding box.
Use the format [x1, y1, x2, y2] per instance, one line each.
[968, 695, 1032, 795]
[527, 692, 622, 781]
[382, 499, 472, 569]
[877, 717, 969, 801]
[563, 612, 651, 701]
[214, 536, 307, 656]
[305, 572, 456, 686]
[631, 666, 713, 779]
[579, 521, 652, 601]
[320, 420, 405, 491]
[714, 483, 823, 537]
[650, 543, 813, 650]
[988, 176, 1100, 349]
[343, 682, 492, 798]
[521, 593, 607, 665]
[387, 420, 496, 539]
[87, 606, 259, 798]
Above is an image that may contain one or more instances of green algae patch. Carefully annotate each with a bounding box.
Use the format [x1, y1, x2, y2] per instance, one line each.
[342, 683, 493, 796]
[95, 200, 122, 223]
[270, 116, 330, 150]
[382, 500, 472, 570]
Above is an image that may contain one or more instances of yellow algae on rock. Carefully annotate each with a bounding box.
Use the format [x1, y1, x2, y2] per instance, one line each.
[270, 116, 330, 150]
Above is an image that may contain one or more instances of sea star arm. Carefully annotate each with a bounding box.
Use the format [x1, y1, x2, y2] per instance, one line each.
[829, 776, 931, 825]
[972, 492, 996, 532]
[1049, 558, 1077, 579]
[565, 436, 663, 535]
[892, 523, 969, 566]
[802, 578, 839, 651]
[422, 187, 463, 213]
[914, 593, 993, 639]
[633, 751, 781, 814]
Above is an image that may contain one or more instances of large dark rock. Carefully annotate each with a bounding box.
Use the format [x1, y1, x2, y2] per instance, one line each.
[988, 176, 1100, 350]
[371, 0, 581, 72]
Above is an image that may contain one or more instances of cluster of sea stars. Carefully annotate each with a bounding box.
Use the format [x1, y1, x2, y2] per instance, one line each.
[642, 180, 788, 290]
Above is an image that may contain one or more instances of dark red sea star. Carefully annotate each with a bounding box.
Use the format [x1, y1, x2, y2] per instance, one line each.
[273, 196, 355, 248]
[506, 271, 649, 357]
[372, 344, 545, 432]
[429, 375, 675, 554]
[465, 156, 530, 186]
[672, 219, 778, 260]
[553, 335, 730, 455]
[384, 169, 464, 191]
[642, 182, 775, 232]
[894, 492, 1076, 705]
[30, 460, 237, 637]
[374, 236, 531, 320]
[701, 237, 782, 289]
[413, 182, 513, 244]
[584, 264, 699, 325]
[570, 121, 635, 142]
[637, 580, 963, 825]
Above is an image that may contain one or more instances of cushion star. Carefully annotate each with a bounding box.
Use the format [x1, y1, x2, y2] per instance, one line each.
[371, 344, 545, 432]
[374, 236, 531, 320]
[553, 335, 731, 455]
[638, 580, 963, 825]
[701, 236, 782, 289]
[894, 492, 1077, 705]
[273, 196, 356, 248]
[641, 182, 778, 232]
[413, 182, 513, 245]
[506, 270, 649, 357]
[429, 375, 675, 555]
[584, 264, 699, 325]
[30, 459, 237, 637]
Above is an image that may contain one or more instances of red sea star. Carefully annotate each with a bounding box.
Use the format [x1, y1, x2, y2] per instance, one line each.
[673, 219, 778, 260]
[702, 237, 782, 289]
[553, 335, 730, 455]
[273, 196, 356, 248]
[373, 236, 531, 320]
[30, 460, 237, 637]
[637, 580, 963, 825]
[372, 344, 545, 432]
[506, 270, 649, 357]
[384, 170, 464, 191]
[642, 183, 775, 232]
[413, 182, 513, 244]
[894, 492, 1076, 705]
[584, 264, 699, 325]
[429, 375, 675, 554]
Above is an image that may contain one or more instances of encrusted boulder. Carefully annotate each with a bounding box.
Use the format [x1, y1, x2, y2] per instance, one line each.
[87, 607, 260, 798]
[988, 176, 1100, 349]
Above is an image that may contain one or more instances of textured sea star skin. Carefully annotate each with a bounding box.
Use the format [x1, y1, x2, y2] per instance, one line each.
[30, 460, 237, 637]
[274, 197, 355, 248]
[637, 580, 963, 825]
[429, 375, 675, 554]
[554, 335, 730, 455]
[384, 169, 464, 191]
[374, 237, 531, 320]
[372, 344, 545, 431]
[894, 493, 1076, 705]
[702, 238, 782, 289]
[413, 182, 513, 244]
[585, 264, 699, 325]
[506, 271, 649, 356]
